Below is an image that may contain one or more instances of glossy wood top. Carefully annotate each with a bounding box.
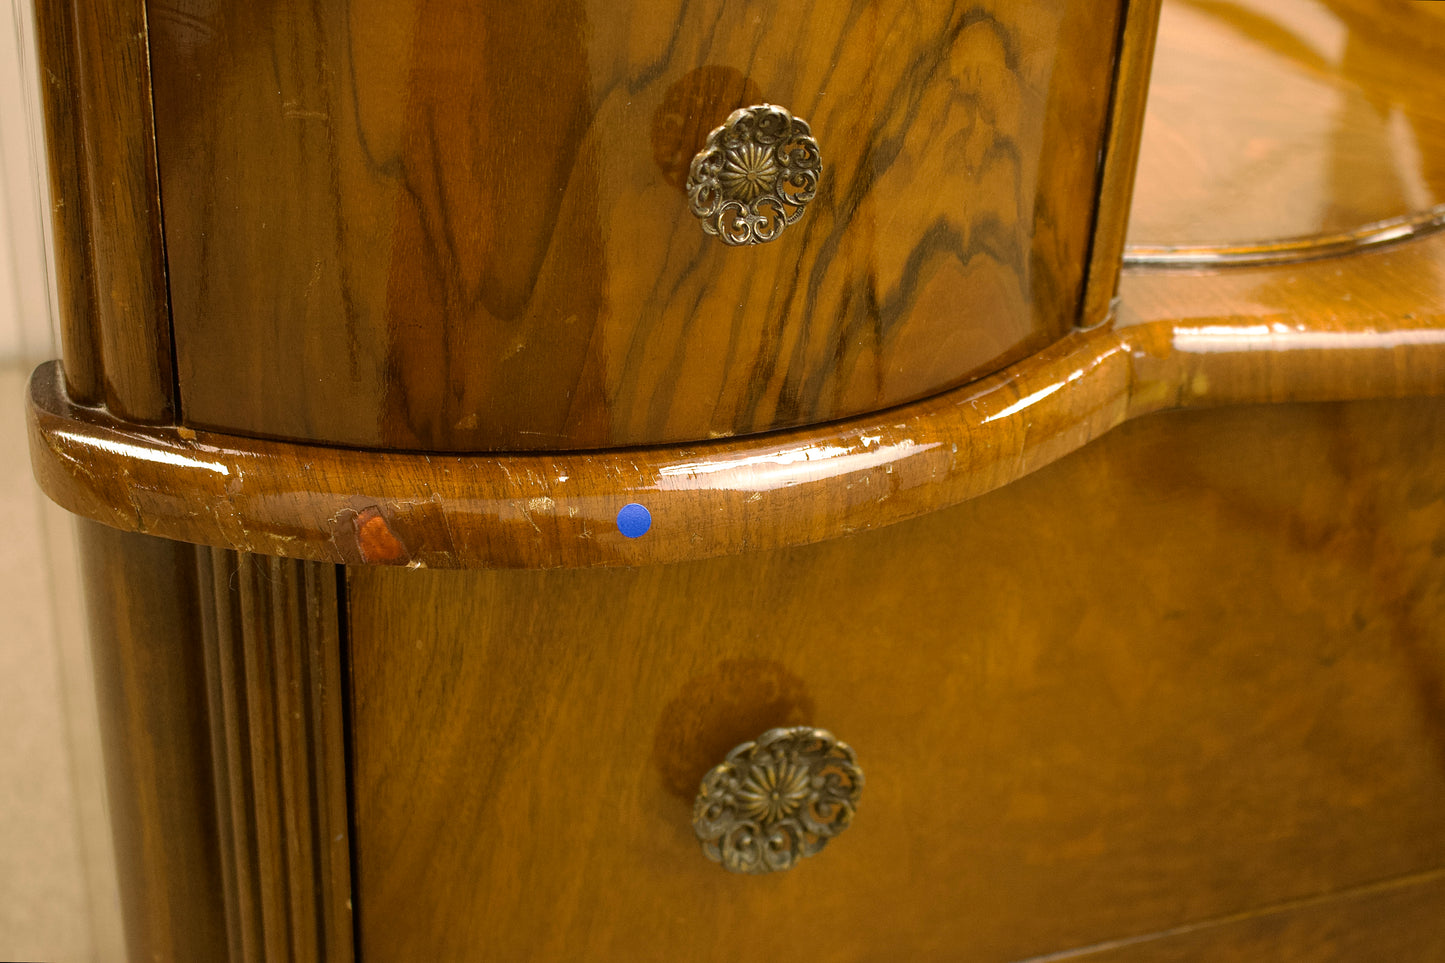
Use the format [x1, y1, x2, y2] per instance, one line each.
[1127, 0, 1445, 253]
[145, 0, 1128, 451]
[27, 227, 1445, 569]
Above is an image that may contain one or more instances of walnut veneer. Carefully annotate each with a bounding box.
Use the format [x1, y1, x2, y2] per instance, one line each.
[25, 0, 1445, 960]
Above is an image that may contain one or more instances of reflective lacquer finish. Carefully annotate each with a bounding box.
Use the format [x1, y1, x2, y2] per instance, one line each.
[145, 0, 1125, 451]
[27, 226, 1445, 569]
[1127, 0, 1445, 259]
[31, 0, 1445, 573]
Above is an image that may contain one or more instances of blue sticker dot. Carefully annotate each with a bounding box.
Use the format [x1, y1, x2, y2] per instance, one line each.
[616, 502, 652, 539]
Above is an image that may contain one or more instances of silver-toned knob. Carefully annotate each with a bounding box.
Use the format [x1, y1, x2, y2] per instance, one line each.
[685, 104, 822, 246]
[692, 726, 862, 874]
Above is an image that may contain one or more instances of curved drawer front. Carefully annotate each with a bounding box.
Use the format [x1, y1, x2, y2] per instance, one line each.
[148, 0, 1124, 451]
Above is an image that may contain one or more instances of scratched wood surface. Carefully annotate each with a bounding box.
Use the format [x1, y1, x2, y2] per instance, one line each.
[349, 394, 1445, 962]
[30, 0, 175, 421]
[28, 226, 1445, 569]
[1052, 872, 1445, 962]
[144, 0, 1124, 450]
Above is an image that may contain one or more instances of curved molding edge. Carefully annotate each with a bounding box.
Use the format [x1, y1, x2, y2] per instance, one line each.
[30, 238, 1445, 569]
[1123, 204, 1445, 269]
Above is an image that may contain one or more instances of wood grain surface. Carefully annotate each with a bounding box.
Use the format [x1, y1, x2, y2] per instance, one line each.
[30, 0, 176, 418]
[31, 0, 101, 403]
[77, 521, 228, 962]
[145, 0, 1126, 450]
[1126, 0, 1445, 251]
[349, 394, 1445, 962]
[28, 226, 1445, 569]
[69, 0, 175, 422]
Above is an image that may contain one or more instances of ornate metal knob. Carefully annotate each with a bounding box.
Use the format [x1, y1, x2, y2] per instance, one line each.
[685, 104, 822, 246]
[692, 726, 863, 874]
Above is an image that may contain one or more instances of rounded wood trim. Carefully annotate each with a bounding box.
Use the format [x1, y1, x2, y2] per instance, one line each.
[29, 235, 1445, 570]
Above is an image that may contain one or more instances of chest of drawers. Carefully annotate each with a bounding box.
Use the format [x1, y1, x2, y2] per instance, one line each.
[26, 0, 1445, 959]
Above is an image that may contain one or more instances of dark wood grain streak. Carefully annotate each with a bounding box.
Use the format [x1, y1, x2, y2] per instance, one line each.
[27, 228, 1445, 570]
[31, 0, 101, 402]
[71, 0, 175, 422]
[147, 0, 1127, 450]
[195, 549, 355, 963]
[77, 520, 228, 962]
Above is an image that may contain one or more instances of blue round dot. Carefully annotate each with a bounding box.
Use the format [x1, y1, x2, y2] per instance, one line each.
[616, 502, 652, 539]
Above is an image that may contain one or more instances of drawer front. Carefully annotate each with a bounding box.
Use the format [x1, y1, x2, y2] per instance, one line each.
[348, 397, 1445, 961]
[147, 0, 1123, 451]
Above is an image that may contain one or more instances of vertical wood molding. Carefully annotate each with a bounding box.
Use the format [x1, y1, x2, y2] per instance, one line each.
[1079, 0, 1164, 328]
[68, 0, 174, 421]
[196, 548, 356, 963]
[30, 0, 101, 399]
[78, 519, 353, 962]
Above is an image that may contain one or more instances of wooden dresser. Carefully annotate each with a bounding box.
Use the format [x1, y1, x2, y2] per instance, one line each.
[25, 0, 1445, 959]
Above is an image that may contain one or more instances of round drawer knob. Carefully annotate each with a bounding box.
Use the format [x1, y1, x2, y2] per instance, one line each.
[692, 726, 863, 874]
[685, 104, 822, 246]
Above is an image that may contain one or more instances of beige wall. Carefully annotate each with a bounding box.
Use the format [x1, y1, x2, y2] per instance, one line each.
[1, 0, 56, 365]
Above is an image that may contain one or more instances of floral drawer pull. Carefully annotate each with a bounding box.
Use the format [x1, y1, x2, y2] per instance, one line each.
[692, 726, 862, 874]
[685, 104, 822, 246]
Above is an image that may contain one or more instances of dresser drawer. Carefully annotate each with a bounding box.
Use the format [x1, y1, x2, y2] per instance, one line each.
[146, 0, 1126, 451]
[347, 398, 1445, 961]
